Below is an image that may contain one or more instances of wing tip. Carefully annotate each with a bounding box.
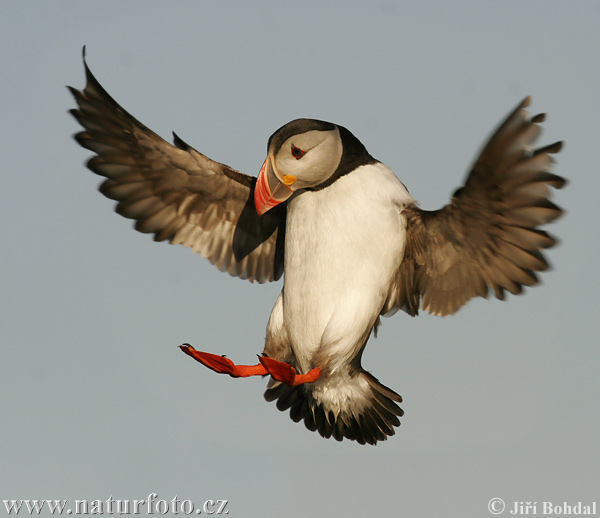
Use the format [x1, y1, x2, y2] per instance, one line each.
[81, 45, 93, 82]
[172, 131, 191, 151]
[531, 112, 546, 123]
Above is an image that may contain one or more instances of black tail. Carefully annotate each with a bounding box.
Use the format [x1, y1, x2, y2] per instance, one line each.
[264, 370, 403, 445]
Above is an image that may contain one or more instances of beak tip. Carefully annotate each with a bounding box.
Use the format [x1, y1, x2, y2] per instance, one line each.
[255, 205, 268, 216]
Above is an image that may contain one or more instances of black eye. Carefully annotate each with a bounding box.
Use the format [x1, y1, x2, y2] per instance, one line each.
[291, 144, 306, 159]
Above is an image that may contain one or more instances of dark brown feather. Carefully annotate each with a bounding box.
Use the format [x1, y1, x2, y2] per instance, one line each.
[384, 97, 566, 317]
[69, 53, 286, 283]
[264, 370, 403, 445]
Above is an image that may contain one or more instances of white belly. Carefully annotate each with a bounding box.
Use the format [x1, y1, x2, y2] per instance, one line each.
[281, 162, 414, 372]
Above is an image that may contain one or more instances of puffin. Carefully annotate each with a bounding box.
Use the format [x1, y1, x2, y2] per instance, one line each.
[69, 52, 566, 445]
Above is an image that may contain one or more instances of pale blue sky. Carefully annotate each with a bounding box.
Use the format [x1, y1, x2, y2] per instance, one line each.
[1, 2, 598, 517]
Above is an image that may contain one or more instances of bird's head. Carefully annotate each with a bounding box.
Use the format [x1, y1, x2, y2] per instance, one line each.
[254, 119, 344, 215]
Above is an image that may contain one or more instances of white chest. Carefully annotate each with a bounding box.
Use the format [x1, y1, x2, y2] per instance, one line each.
[281, 163, 413, 359]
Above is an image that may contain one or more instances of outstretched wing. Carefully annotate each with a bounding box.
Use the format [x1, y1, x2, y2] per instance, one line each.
[69, 51, 285, 283]
[385, 97, 567, 317]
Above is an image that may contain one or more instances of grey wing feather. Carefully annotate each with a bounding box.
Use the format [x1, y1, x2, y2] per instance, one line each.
[385, 97, 567, 317]
[69, 52, 285, 283]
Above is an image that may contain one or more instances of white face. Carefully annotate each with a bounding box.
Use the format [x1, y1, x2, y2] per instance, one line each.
[272, 128, 343, 190]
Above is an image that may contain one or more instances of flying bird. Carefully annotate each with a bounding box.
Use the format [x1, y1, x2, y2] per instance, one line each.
[69, 51, 566, 445]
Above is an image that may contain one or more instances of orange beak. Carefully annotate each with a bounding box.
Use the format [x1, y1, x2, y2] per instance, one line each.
[254, 154, 296, 215]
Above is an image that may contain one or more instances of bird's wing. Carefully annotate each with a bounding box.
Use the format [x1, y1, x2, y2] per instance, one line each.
[385, 97, 567, 317]
[69, 53, 285, 283]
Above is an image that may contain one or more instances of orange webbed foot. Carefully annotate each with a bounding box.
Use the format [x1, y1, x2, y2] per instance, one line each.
[179, 344, 268, 378]
[258, 355, 321, 387]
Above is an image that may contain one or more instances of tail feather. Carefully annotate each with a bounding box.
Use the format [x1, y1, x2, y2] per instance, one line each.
[264, 370, 403, 445]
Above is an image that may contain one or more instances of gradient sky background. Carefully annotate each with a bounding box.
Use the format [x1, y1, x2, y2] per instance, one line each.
[2, 2, 598, 517]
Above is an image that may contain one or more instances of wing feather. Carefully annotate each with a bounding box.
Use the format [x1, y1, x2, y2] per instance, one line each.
[385, 97, 566, 317]
[69, 51, 285, 283]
